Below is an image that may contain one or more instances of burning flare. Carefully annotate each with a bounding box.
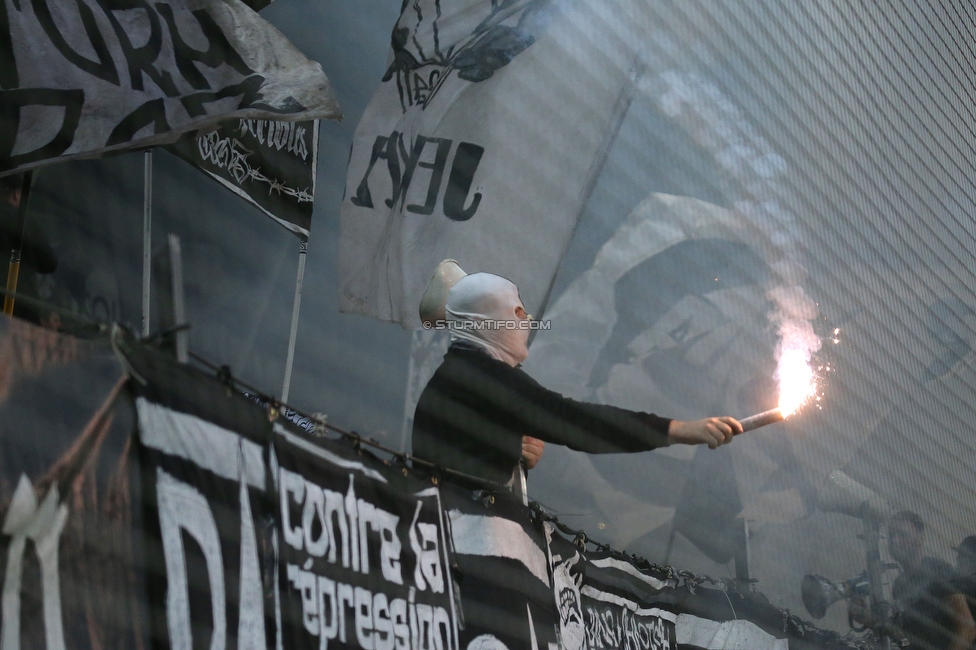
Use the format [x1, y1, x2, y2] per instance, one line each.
[776, 347, 817, 416]
[737, 312, 821, 434]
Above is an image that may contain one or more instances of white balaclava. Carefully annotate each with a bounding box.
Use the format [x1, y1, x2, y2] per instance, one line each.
[445, 273, 529, 367]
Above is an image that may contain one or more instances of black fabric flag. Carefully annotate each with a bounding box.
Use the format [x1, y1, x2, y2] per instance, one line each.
[442, 488, 559, 650]
[545, 528, 677, 650]
[166, 119, 319, 238]
[0, 320, 855, 650]
[128, 343, 276, 649]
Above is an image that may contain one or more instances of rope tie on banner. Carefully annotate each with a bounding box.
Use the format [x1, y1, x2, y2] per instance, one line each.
[110, 324, 147, 385]
[311, 412, 328, 437]
[350, 432, 364, 455]
[215, 364, 233, 386]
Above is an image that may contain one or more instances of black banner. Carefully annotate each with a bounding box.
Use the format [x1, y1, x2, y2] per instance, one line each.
[275, 425, 460, 650]
[127, 342, 276, 649]
[443, 488, 560, 650]
[545, 528, 677, 650]
[167, 119, 318, 237]
[0, 323, 853, 650]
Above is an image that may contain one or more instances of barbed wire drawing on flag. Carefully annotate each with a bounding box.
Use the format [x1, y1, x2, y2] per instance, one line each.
[196, 130, 313, 204]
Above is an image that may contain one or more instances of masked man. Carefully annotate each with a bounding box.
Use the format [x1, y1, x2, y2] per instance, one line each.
[411, 271, 742, 488]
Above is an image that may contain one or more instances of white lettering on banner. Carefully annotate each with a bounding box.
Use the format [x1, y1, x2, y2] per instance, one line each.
[327, 489, 351, 568]
[286, 564, 452, 650]
[197, 132, 253, 184]
[157, 468, 228, 650]
[238, 454, 267, 650]
[279, 469, 403, 584]
[137, 398, 265, 488]
[346, 480, 360, 574]
[281, 467, 306, 551]
[409, 502, 444, 594]
[156, 465, 269, 649]
[0, 475, 68, 650]
[583, 604, 673, 650]
[237, 120, 309, 160]
[280, 465, 455, 650]
[195, 131, 314, 203]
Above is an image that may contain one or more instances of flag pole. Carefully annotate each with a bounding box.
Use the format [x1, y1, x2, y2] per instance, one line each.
[281, 238, 307, 403]
[141, 150, 153, 337]
[3, 171, 34, 316]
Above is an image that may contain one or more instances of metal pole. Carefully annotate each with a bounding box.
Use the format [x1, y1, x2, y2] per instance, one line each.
[863, 519, 891, 649]
[168, 234, 188, 363]
[519, 463, 528, 506]
[281, 239, 307, 403]
[141, 150, 152, 337]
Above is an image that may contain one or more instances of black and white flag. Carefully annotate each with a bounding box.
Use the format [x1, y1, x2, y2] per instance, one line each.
[130, 342, 277, 650]
[167, 118, 320, 237]
[339, 0, 651, 328]
[274, 425, 461, 650]
[0, 0, 340, 176]
[137, 397, 275, 650]
[545, 525, 678, 650]
[441, 489, 560, 650]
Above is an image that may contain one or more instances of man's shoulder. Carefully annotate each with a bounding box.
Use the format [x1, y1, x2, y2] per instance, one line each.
[433, 344, 551, 401]
[921, 556, 955, 577]
[919, 557, 960, 596]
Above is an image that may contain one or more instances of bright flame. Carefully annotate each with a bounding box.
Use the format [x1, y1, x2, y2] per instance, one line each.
[776, 348, 817, 416]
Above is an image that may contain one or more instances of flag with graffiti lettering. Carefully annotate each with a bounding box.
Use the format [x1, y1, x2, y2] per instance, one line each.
[338, 0, 652, 328]
[167, 119, 319, 237]
[0, 0, 340, 176]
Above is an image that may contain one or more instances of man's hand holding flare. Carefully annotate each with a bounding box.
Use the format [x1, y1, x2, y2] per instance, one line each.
[668, 417, 743, 449]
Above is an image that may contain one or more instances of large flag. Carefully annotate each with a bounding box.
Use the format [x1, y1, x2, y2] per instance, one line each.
[0, 0, 340, 176]
[339, 0, 650, 328]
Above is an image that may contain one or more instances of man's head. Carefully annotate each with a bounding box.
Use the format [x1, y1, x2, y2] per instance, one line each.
[446, 273, 530, 366]
[955, 535, 976, 575]
[888, 510, 925, 570]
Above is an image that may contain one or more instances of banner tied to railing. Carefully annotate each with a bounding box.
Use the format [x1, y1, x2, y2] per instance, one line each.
[0, 318, 845, 650]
